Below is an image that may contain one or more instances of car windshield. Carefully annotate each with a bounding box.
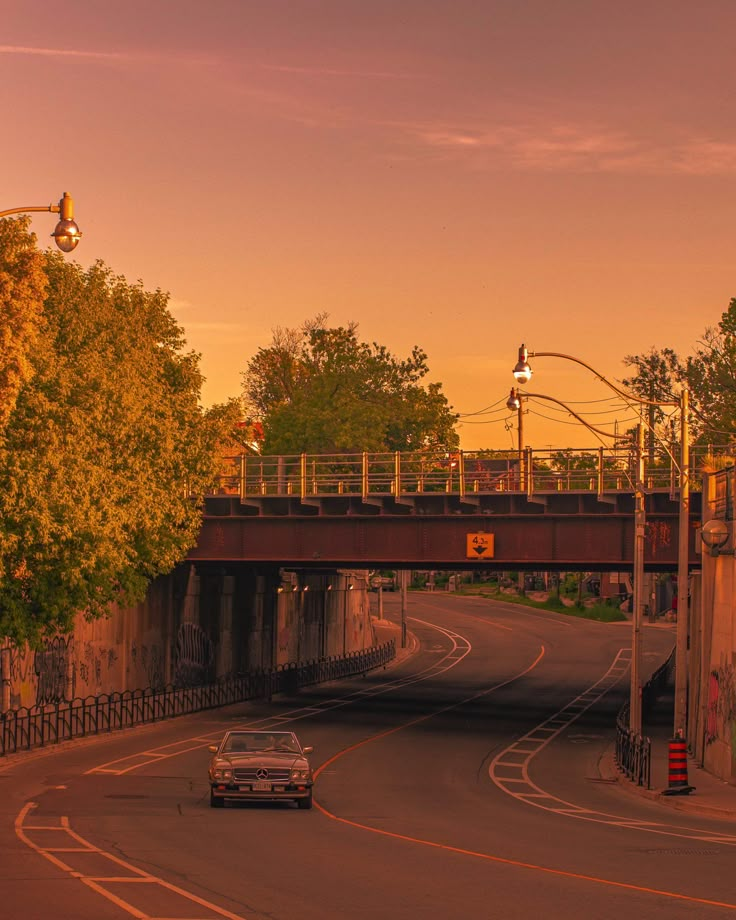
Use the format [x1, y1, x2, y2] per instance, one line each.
[222, 732, 300, 754]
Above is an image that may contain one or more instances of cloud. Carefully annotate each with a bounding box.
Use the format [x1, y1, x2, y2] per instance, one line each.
[410, 119, 736, 175]
[259, 62, 422, 80]
[0, 44, 126, 60]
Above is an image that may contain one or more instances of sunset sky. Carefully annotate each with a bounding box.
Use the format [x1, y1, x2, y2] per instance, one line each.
[3, 1, 735, 451]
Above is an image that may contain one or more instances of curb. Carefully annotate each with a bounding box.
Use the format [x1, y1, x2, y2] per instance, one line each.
[598, 749, 736, 822]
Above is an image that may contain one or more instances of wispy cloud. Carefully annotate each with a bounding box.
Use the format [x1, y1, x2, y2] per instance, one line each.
[410, 120, 736, 175]
[0, 44, 126, 60]
[259, 62, 423, 80]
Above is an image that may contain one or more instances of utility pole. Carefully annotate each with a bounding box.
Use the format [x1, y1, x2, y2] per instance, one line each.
[630, 423, 645, 735]
[400, 570, 408, 648]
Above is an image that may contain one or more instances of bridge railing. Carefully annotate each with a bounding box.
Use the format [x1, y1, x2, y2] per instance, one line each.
[209, 445, 729, 499]
[0, 640, 396, 758]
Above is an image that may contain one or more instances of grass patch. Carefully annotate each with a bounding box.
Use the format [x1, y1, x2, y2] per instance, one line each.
[452, 586, 627, 622]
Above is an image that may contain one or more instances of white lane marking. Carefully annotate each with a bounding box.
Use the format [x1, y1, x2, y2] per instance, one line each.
[488, 653, 736, 845]
[15, 802, 249, 920]
[87, 616, 472, 776]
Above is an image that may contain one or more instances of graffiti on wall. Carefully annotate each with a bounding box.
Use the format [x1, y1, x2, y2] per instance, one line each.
[7, 637, 123, 707]
[131, 640, 165, 689]
[174, 623, 213, 688]
[706, 662, 736, 750]
[646, 521, 672, 555]
[34, 636, 74, 705]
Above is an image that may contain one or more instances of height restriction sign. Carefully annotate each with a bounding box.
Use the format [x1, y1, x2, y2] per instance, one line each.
[466, 532, 494, 559]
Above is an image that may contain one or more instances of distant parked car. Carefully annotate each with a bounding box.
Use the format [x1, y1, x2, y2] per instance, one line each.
[370, 575, 396, 591]
[208, 730, 314, 809]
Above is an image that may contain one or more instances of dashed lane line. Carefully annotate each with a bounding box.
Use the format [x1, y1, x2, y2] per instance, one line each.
[488, 651, 736, 846]
[85, 616, 474, 776]
[15, 802, 248, 920]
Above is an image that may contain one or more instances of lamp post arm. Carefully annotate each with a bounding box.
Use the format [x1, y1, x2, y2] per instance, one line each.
[529, 350, 679, 409]
[0, 204, 61, 218]
[520, 391, 625, 441]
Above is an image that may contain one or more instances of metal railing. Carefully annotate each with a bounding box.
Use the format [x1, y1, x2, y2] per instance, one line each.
[209, 446, 729, 501]
[0, 640, 395, 757]
[615, 645, 675, 787]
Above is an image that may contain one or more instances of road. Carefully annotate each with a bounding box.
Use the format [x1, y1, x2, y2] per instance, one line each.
[2, 593, 736, 920]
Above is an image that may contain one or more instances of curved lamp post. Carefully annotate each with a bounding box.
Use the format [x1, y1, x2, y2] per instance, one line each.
[513, 344, 690, 737]
[507, 386, 647, 734]
[0, 192, 82, 252]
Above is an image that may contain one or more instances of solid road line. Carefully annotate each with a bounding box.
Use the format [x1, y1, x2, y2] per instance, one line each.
[311, 646, 736, 911]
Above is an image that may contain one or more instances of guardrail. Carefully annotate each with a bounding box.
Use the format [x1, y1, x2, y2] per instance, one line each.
[615, 645, 675, 787]
[211, 446, 729, 501]
[0, 640, 395, 757]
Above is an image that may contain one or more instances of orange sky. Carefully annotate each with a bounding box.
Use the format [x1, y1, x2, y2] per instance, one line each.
[3, 2, 735, 450]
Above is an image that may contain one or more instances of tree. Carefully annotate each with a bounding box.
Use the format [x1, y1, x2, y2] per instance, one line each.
[242, 316, 459, 453]
[0, 218, 47, 430]
[621, 347, 684, 462]
[686, 298, 736, 445]
[0, 229, 238, 645]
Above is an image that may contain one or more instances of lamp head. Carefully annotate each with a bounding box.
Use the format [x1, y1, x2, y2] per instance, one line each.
[52, 218, 82, 252]
[52, 192, 81, 252]
[507, 387, 521, 411]
[513, 343, 532, 384]
[700, 519, 730, 556]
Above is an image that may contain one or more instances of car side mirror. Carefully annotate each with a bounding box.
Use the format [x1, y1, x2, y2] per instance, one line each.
[303, 746, 314, 754]
[208, 745, 218, 753]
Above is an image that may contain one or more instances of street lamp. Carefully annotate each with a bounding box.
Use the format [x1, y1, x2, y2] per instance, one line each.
[513, 344, 691, 736]
[507, 386, 647, 734]
[0, 192, 82, 252]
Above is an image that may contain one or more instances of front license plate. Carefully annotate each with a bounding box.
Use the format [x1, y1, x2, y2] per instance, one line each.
[252, 781, 271, 791]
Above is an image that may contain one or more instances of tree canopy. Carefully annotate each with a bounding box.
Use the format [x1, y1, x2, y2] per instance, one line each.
[0, 219, 240, 645]
[242, 316, 459, 454]
[621, 300, 736, 450]
[686, 298, 736, 444]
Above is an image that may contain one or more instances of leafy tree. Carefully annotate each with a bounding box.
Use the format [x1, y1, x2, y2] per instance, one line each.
[0, 226, 238, 645]
[621, 347, 683, 462]
[686, 298, 736, 444]
[242, 316, 459, 453]
[0, 218, 47, 429]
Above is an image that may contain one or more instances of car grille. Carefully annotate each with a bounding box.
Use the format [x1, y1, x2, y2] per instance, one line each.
[233, 768, 291, 782]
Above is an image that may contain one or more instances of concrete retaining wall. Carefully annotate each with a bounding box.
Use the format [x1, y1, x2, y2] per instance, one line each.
[0, 565, 376, 711]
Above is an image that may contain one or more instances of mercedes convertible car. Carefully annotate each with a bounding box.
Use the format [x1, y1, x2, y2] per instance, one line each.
[207, 730, 314, 809]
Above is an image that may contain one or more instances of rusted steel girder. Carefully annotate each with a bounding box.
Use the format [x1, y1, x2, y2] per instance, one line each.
[189, 509, 698, 571]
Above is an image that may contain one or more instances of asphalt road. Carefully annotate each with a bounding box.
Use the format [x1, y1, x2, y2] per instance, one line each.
[3, 593, 736, 920]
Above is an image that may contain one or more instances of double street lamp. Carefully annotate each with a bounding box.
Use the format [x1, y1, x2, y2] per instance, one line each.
[0, 192, 82, 252]
[512, 344, 691, 737]
[507, 385, 647, 734]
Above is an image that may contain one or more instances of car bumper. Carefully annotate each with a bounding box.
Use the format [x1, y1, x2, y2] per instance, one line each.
[210, 782, 312, 802]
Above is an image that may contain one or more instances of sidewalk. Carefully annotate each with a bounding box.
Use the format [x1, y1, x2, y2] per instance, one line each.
[371, 617, 417, 667]
[600, 685, 736, 821]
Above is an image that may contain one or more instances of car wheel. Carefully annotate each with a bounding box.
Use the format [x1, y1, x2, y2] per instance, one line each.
[210, 790, 225, 808]
[297, 792, 313, 810]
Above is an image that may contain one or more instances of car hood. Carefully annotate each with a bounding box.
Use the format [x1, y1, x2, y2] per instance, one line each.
[215, 753, 308, 769]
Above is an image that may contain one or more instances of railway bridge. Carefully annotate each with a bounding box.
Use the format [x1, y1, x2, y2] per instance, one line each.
[187, 448, 703, 572]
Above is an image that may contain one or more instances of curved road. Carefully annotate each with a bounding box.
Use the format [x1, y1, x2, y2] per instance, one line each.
[3, 593, 736, 919]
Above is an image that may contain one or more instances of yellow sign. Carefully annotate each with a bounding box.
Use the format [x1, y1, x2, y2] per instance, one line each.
[466, 532, 494, 559]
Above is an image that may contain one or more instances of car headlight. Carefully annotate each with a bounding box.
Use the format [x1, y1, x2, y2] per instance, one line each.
[213, 768, 233, 781]
[290, 769, 311, 781]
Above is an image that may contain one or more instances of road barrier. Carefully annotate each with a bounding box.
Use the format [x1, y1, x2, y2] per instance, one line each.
[615, 645, 675, 787]
[0, 640, 395, 758]
[662, 731, 694, 795]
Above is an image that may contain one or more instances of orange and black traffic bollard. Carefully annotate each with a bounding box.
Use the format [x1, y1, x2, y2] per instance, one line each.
[662, 730, 694, 796]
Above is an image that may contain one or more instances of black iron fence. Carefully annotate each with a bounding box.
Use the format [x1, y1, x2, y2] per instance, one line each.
[615, 645, 675, 787]
[0, 640, 396, 757]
